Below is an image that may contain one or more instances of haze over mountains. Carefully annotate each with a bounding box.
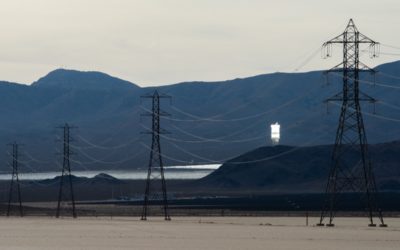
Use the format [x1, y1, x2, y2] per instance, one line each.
[1, 60, 400, 172]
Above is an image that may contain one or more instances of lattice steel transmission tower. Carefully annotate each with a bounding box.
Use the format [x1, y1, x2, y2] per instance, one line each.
[141, 90, 171, 220]
[56, 123, 77, 218]
[318, 19, 386, 227]
[6, 142, 23, 217]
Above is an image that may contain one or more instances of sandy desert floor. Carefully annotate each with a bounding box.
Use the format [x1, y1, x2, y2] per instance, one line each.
[0, 216, 398, 250]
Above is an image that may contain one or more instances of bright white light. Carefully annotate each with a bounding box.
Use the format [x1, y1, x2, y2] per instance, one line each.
[270, 122, 280, 145]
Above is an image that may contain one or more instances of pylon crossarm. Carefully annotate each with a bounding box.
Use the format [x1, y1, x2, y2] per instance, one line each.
[325, 92, 344, 102]
[358, 33, 378, 44]
[323, 34, 346, 45]
[358, 62, 375, 73]
[325, 62, 345, 73]
[358, 92, 376, 103]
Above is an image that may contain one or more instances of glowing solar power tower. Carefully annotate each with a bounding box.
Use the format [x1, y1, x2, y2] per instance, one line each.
[317, 19, 386, 227]
[270, 122, 280, 145]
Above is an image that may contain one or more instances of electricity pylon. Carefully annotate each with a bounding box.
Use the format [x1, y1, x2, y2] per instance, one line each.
[6, 142, 23, 217]
[318, 19, 386, 227]
[141, 90, 171, 220]
[56, 123, 77, 218]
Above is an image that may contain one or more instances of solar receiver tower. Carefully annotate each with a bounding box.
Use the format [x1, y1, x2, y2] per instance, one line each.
[270, 122, 280, 145]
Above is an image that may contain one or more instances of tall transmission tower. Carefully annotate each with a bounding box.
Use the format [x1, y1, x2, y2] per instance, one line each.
[141, 90, 171, 220]
[6, 142, 23, 217]
[56, 123, 77, 218]
[318, 19, 386, 227]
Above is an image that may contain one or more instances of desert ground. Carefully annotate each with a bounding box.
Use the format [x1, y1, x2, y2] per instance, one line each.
[0, 216, 398, 250]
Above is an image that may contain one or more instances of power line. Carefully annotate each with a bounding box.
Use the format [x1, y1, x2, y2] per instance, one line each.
[294, 47, 322, 72]
[159, 85, 316, 123]
[378, 101, 400, 112]
[76, 134, 140, 150]
[376, 71, 400, 81]
[328, 70, 400, 90]
[161, 133, 266, 144]
[141, 127, 330, 166]
[23, 150, 52, 164]
[377, 51, 400, 56]
[144, 109, 335, 165]
[164, 43, 325, 123]
[381, 43, 400, 50]
[159, 108, 322, 144]
[69, 140, 143, 165]
[69, 148, 144, 166]
[330, 101, 400, 123]
[165, 74, 301, 122]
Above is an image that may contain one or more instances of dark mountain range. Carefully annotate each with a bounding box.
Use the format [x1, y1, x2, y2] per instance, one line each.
[0, 61, 400, 172]
[199, 141, 400, 193]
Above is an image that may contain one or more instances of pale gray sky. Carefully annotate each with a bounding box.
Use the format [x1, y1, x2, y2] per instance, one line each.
[0, 0, 399, 86]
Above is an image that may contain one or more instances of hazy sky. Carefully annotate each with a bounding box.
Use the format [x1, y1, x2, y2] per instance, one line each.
[0, 0, 399, 86]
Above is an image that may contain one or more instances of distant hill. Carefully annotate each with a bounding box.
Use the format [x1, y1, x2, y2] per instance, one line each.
[35, 173, 124, 186]
[32, 69, 138, 90]
[199, 141, 400, 193]
[0, 61, 400, 171]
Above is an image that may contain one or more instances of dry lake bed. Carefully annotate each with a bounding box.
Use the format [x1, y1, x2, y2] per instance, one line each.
[0, 216, 398, 249]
